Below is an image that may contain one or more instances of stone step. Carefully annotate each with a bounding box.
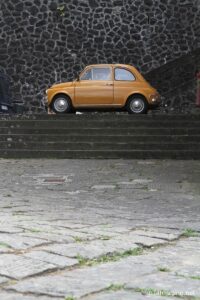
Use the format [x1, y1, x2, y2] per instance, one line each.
[1, 128, 200, 135]
[1, 114, 199, 121]
[0, 120, 200, 128]
[0, 149, 199, 159]
[2, 134, 200, 143]
[2, 142, 200, 151]
[0, 115, 199, 159]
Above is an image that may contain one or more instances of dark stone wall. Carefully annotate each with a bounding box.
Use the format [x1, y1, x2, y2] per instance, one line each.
[0, 0, 200, 112]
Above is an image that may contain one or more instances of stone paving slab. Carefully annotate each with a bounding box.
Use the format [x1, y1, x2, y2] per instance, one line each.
[83, 290, 175, 300]
[141, 237, 200, 273]
[0, 276, 9, 284]
[126, 273, 200, 297]
[123, 237, 200, 278]
[24, 250, 78, 268]
[74, 225, 129, 237]
[43, 240, 139, 260]
[42, 232, 168, 260]
[91, 185, 117, 190]
[0, 234, 48, 250]
[0, 254, 56, 279]
[7, 256, 156, 298]
[0, 293, 61, 300]
[0, 247, 12, 254]
[0, 227, 23, 234]
[112, 232, 168, 247]
[132, 229, 182, 241]
[68, 226, 183, 243]
[20, 231, 76, 243]
[7, 237, 200, 298]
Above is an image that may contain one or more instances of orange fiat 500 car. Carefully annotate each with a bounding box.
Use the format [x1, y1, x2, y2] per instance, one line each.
[46, 64, 160, 114]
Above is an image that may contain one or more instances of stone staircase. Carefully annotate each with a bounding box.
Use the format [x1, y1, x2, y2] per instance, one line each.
[0, 114, 199, 159]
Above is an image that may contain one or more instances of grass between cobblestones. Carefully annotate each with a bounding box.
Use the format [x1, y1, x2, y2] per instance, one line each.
[65, 285, 199, 300]
[190, 276, 200, 280]
[0, 242, 11, 248]
[73, 236, 85, 243]
[182, 229, 199, 237]
[77, 247, 143, 266]
[133, 288, 199, 299]
[176, 273, 200, 281]
[106, 283, 125, 291]
[158, 267, 171, 272]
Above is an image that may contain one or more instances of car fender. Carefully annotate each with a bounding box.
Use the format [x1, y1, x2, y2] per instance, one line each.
[47, 89, 74, 105]
[124, 90, 149, 106]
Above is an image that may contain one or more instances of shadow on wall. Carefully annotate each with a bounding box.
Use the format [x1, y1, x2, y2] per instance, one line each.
[0, 69, 26, 113]
[0, 70, 12, 105]
[145, 49, 200, 113]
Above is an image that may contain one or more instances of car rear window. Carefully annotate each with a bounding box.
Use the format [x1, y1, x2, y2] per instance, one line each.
[115, 68, 135, 81]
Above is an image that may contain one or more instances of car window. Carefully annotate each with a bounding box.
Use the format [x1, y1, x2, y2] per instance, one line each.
[115, 68, 135, 81]
[81, 69, 92, 80]
[92, 68, 111, 80]
[81, 67, 112, 81]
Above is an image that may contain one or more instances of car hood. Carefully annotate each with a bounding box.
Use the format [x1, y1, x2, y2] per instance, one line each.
[50, 82, 74, 89]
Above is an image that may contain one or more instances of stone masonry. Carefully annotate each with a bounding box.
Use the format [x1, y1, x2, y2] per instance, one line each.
[0, 0, 200, 112]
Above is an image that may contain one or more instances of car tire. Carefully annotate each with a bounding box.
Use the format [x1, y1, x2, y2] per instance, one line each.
[126, 95, 148, 114]
[51, 95, 73, 114]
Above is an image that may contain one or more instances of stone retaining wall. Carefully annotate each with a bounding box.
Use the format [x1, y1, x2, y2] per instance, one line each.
[0, 0, 199, 112]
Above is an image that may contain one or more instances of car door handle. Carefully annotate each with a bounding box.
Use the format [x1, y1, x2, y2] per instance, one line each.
[105, 83, 113, 86]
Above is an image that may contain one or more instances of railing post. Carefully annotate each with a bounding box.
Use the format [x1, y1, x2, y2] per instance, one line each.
[196, 72, 200, 107]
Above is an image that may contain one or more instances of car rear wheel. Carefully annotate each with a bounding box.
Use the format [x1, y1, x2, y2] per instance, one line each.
[52, 95, 73, 114]
[126, 96, 148, 114]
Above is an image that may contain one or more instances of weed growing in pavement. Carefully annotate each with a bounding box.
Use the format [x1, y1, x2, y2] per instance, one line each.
[77, 247, 143, 267]
[106, 283, 125, 291]
[77, 255, 88, 266]
[158, 267, 170, 272]
[73, 236, 85, 243]
[182, 228, 199, 237]
[190, 276, 200, 280]
[0, 242, 11, 248]
[65, 297, 75, 300]
[176, 273, 200, 281]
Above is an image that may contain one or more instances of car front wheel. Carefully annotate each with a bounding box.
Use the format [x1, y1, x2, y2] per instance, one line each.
[51, 95, 73, 114]
[126, 96, 148, 114]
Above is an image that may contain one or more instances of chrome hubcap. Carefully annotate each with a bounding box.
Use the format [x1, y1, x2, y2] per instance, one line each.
[54, 98, 68, 112]
[130, 98, 144, 113]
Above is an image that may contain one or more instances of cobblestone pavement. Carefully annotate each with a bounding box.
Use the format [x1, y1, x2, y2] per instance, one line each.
[0, 159, 200, 300]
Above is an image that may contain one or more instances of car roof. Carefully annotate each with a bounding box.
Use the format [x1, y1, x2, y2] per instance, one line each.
[87, 64, 135, 69]
[82, 64, 145, 82]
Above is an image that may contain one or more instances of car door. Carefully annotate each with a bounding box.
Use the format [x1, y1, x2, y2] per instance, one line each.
[113, 67, 137, 105]
[74, 66, 114, 106]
